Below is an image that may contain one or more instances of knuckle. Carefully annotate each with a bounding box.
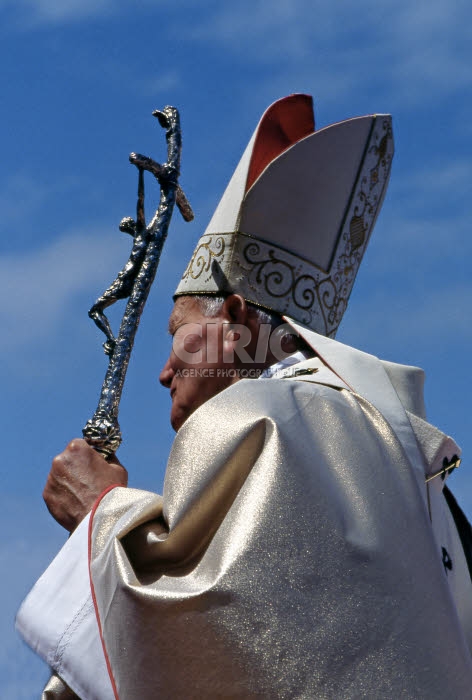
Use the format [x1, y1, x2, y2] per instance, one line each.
[52, 454, 63, 470]
[68, 438, 85, 453]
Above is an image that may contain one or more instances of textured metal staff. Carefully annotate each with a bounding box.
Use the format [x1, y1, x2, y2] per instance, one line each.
[83, 106, 192, 457]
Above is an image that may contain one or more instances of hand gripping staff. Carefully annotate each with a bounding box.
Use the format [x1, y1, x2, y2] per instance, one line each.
[83, 106, 193, 458]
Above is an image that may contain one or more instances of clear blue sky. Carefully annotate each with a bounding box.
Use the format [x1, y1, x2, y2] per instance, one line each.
[1, 1, 471, 695]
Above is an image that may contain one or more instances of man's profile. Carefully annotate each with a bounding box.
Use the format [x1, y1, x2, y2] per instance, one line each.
[17, 94, 472, 699]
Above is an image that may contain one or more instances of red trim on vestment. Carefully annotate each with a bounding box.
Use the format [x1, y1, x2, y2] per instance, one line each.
[245, 93, 315, 192]
[88, 484, 122, 700]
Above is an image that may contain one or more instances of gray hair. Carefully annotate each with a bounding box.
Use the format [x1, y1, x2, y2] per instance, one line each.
[193, 295, 309, 352]
[194, 295, 279, 327]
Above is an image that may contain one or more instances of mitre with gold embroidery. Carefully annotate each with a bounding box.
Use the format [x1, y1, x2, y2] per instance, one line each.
[175, 94, 394, 337]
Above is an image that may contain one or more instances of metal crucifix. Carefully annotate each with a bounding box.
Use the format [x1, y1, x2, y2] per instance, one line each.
[82, 106, 193, 458]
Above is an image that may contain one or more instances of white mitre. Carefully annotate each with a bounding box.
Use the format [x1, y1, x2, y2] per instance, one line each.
[175, 94, 394, 337]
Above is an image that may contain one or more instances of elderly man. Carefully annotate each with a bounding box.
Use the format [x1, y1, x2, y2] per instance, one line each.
[18, 95, 472, 699]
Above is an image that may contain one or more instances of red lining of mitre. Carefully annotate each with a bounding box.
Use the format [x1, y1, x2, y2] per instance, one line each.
[245, 94, 315, 193]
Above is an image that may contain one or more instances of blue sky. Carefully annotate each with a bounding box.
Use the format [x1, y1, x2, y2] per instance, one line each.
[1, 1, 471, 695]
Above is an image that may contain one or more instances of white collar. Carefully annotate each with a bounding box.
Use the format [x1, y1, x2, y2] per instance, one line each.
[259, 351, 310, 379]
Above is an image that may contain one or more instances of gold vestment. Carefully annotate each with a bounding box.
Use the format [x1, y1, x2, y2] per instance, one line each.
[82, 367, 472, 699]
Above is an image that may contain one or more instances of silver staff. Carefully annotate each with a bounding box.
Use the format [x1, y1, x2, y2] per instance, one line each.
[83, 106, 193, 458]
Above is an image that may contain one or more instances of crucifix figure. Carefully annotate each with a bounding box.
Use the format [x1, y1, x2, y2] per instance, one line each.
[88, 144, 193, 356]
[88, 168, 148, 356]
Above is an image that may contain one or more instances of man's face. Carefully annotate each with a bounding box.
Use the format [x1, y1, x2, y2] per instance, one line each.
[159, 296, 243, 431]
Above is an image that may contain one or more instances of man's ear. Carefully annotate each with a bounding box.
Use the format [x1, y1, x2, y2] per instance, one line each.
[221, 295, 254, 364]
[222, 294, 249, 326]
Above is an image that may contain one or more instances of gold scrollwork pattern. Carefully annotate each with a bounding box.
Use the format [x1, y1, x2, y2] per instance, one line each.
[244, 244, 301, 299]
[181, 235, 226, 281]
[239, 240, 326, 330]
[321, 117, 393, 335]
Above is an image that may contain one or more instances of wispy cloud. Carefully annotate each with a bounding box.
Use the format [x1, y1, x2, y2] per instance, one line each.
[85, 59, 181, 98]
[339, 148, 472, 351]
[141, 72, 181, 97]
[343, 281, 472, 351]
[0, 171, 80, 227]
[386, 0, 472, 99]
[3, 0, 469, 108]
[0, 173, 50, 226]
[0, 0, 115, 26]
[360, 145, 472, 282]
[0, 0, 164, 28]
[392, 157, 472, 206]
[0, 227, 128, 351]
[177, 0, 471, 105]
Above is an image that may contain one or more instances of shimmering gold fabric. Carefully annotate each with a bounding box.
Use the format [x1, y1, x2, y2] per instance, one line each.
[90, 378, 472, 699]
[42, 673, 79, 699]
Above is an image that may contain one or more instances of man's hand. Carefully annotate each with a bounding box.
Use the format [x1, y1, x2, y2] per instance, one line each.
[43, 439, 128, 533]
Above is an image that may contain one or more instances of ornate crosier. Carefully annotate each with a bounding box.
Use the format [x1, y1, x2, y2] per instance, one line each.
[83, 106, 193, 458]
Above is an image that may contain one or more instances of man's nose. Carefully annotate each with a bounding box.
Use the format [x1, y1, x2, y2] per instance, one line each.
[159, 357, 174, 388]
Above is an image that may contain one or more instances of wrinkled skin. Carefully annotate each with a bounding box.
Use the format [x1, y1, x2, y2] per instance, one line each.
[159, 295, 271, 431]
[43, 439, 128, 532]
